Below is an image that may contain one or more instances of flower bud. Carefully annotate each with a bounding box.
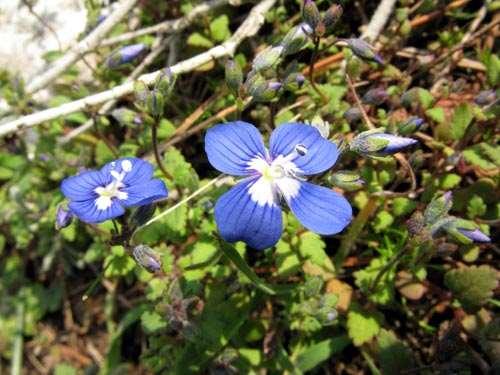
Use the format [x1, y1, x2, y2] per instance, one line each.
[474, 90, 497, 106]
[399, 116, 425, 135]
[330, 171, 365, 191]
[323, 4, 343, 33]
[280, 23, 312, 56]
[129, 204, 156, 227]
[343, 107, 362, 123]
[154, 68, 176, 98]
[134, 81, 150, 111]
[336, 38, 384, 65]
[350, 129, 417, 156]
[424, 191, 452, 226]
[111, 107, 142, 126]
[362, 87, 389, 105]
[106, 43, 146, 68]
[55, 205, 73, 230]
[407, 211, 425, 236]
[303, 0, 321, 33]
[252, 81, 282, 102]
[283, 72, 305, 91]
[146, 90, 165, 119]
[252, 45, 283, 71]
[132, 245, 162, 273]
[400, 87, 423, 108]
[442, 218, 490, 244]
[224, 60, 243, 94]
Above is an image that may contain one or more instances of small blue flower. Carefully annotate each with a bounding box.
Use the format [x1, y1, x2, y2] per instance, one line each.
[205, 122, 352, 250]
[61, 158, 168, 223]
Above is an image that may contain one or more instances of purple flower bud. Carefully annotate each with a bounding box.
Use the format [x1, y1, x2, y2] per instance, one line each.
[284, 72, 305, 91]
[106, 43, 146, 68]
[111, 107, 142, 127]
[343, 107, 362, 123]
[55, 205, 73, 230]
[456, 228, 491, 243]
[280, 23, 312, 56]
[399, 116, 425, 135]
[133, 245, 162, 273]
[225, 60, 243, 93]
[303, 0, 321, 33]
[362, 87, 389, 105]
[154, 68, 176, 97]
[330, 171, 364, 191]
[252, 46, 283, 71]
[350, 129, 417, 156]
[323, 4, 343, 33]
[337, 38, 384, 65]
[474, 90, 497, 106]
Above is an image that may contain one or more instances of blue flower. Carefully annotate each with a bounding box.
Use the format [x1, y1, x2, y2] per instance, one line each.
[205, 121, 352, 250]
[61, 158, 168, 223]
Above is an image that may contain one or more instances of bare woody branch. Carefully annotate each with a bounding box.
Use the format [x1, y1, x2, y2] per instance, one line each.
[0, 0, 276, 138]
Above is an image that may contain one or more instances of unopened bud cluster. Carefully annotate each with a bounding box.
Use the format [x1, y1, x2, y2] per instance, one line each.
[134, 69, 176, 119]
[302, 0, 342, 38]
[409, 192, 490, 245]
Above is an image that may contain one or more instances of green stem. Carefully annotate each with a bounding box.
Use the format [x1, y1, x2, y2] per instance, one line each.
[152, 119, 173, 180]
[11, 300, 25, 375]
[308, 37, 327, 103]
[334, 196, 380, 273]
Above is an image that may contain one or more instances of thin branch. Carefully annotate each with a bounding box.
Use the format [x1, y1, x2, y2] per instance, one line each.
[0, 0, 277, 138]
[345, 73, 374, 129]
[360, 0, 397, 42]
[100, 0, 237, 47]
[25, 0, 139, 95]
[58, 36, 171, 144]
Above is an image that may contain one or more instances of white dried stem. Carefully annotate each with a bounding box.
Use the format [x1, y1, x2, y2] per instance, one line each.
[25, 0, 139, 95]
[100, 0, 237, 47]
[0, 0, 276, 138]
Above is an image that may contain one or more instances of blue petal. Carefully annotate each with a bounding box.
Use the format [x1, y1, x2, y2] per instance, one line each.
[205, 121, 267, 176]
[68, 199, 125, 223]
[122, 179, 168, 207]
[100, 157, 154, 185]
[61, 170, 108, 202]
[375, 134, 417, 154]
[214, 178, 283, 250]
[269, 123, 338, 175]
[286, 181, 352, 235]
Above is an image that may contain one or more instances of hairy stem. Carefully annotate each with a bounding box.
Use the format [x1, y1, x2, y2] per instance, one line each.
[152, 119, 173, 180]
[308, 37, 328, 103]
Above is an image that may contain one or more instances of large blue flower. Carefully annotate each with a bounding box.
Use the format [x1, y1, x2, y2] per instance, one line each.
[205, 121, 352, 250]
[61, 157, 168, 223]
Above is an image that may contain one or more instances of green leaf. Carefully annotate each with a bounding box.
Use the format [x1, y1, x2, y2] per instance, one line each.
[164, 148, 199, 190]
[298, 232, 335, 274]
[463, 143, 500, 170]
[296, 336, 350, 372]
[347, 305, 384, 346]
[417, 88, 434, 109]
[187, 32, 214, 48]
[450, 103, 473, 140]
[425, 107, 445, 123]
[467, 195, 487, 218]
[209, 15, 231, 42]
[179, 239, 219, 280]
[354, 258, 395, 305]
[54, 364, 77, 375]
[392, 197, 417, 217]
[94, 140, 115, 165]
[141, 310, 167, 333]
[275, 239, 301, 277]
[219, 240, 277, 295]
[439, 173, 462, 189]
[377, 329, 414, 375]
[444, 265, 498, 312]
[372, 211, 394, 233]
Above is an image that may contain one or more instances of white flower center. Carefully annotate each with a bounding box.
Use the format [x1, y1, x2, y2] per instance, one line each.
[94, 160, 132, 210]
[247, 149, 304, 206]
